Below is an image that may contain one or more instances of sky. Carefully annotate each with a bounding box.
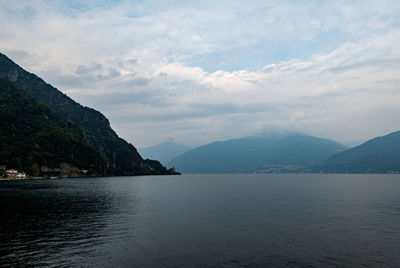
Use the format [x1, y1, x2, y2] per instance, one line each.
[1, 0, 400, 147]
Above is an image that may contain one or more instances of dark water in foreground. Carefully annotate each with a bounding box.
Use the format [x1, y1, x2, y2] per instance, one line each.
[1, 174, 400, 267]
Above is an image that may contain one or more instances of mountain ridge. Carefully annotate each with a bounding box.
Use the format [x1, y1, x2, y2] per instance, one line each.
[315, 130, 400, 173]
[168, 132, 348, 173]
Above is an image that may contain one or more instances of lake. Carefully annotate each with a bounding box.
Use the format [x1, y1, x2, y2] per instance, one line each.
[1, 174, 400, 267]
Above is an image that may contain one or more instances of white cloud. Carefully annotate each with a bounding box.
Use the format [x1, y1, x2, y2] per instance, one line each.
[1, 0, 400, 147]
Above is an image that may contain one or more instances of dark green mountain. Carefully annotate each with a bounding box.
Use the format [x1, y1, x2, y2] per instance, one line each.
[168, 132, 347, 173]
[316, 131, 400, 173]
[0, 53, 176, 176]
[0, 78, 106, 176]
[138, 142, 191, 166]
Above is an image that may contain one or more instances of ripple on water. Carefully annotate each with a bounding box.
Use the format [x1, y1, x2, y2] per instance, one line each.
[1, 175, 400, 267]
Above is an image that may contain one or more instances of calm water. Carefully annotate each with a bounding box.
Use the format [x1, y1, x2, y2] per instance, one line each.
[1, 174, 400, 267]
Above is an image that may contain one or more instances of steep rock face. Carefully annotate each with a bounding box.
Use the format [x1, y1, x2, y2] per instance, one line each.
[0, 53, 175, 176]
[317, 131, 400, 173]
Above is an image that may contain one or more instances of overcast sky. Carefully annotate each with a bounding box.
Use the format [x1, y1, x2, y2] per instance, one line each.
[1, 0, 400, 147]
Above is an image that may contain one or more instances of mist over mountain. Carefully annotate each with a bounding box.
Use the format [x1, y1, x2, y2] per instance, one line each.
[168, 132, 347, 173]
[138, 142, 191, 166]
[315, 131, 400, 173]
[0, 53, 176, 176]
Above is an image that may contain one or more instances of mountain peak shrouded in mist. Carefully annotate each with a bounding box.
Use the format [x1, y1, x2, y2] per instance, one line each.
[138, 141, 191, 166]
[168, 130, 400, 174]
[168, 132, 348, 174]
[0, 53, 178, 176]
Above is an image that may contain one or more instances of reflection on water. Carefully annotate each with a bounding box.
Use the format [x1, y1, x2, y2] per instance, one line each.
[0, 174, 400, 267]
[0, 178, 139, 267]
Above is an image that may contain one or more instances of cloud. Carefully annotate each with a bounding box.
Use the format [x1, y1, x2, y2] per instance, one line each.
[1, 0, 400, 146]
[75, 62, 102, 75]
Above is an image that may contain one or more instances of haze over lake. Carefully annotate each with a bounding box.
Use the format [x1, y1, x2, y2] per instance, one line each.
[1, 175, 400, 267]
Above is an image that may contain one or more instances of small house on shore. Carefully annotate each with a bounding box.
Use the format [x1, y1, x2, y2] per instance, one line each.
[6, 169, 18, 176]
[6, 169, 26, 178]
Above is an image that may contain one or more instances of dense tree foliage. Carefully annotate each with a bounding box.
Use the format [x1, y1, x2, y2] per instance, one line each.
[0, 78, 106, 175]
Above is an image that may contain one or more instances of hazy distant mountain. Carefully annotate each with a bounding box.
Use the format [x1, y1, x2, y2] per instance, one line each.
[0, 53, 177, 176]
[138, 142, 191, 166]
[316, 131, 400, 173]
[168, 132, 347, 173]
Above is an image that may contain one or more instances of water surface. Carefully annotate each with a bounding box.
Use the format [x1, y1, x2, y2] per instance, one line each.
[1, 174, 400, 267]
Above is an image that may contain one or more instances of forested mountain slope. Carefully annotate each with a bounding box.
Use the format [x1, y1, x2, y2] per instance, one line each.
[0, 53, 176, 176]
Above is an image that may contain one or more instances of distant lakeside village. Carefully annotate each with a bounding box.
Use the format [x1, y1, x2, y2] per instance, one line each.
[0, 164, 57, 180]
[1, 165, 27, 180]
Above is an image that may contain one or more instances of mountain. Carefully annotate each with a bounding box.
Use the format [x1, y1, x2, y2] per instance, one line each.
[168, 132, 347, 173]
[316, 131, 400, 173]
[138, 142, 191, 166]
[0, 78, 106, 176]
[0, 53, 177, 176]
